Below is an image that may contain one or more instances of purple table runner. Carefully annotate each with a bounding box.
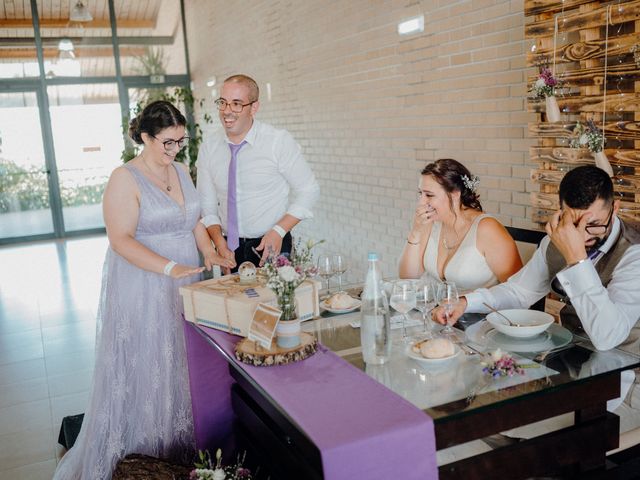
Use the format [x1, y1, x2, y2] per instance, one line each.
[184, 321, 438, 480]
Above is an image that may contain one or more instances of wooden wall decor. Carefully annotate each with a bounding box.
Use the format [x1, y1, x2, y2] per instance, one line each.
[525, 0, 640, 225]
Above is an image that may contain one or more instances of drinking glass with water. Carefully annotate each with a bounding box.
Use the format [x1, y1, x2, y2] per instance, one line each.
[390, 280, 417, 343]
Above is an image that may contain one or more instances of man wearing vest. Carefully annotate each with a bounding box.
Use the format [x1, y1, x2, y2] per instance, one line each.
[434, 165, 640, 435]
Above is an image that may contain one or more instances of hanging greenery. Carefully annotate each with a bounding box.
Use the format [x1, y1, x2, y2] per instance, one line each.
[121, 47, 212, 183]
[121, 87, 211, 183]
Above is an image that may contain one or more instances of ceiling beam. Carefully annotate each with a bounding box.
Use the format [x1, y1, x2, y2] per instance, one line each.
[0, 46, 146, 59]
[0, 36, 174, 46]
[0, 18, 155, 29]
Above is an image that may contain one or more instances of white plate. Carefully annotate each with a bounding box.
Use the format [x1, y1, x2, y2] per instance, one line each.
[486, 309, 554, 338]
[466, 320, 572, 353]
[321, 298, 361, 314]
[406, 342, 461, 366]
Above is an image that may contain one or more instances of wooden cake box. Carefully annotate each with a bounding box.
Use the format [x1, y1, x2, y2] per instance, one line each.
[180, 275, 320, 337]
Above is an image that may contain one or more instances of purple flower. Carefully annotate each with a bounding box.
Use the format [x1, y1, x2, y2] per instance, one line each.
[275, 255, 291, 267]
[236, 467, 252, 478]
[540, 67, 557, 86]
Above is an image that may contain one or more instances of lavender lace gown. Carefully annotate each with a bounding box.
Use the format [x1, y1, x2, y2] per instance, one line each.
[53, 163, 200, 479]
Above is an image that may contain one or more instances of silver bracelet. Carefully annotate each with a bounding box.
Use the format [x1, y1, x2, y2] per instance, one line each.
[272, 225, 286, 238]
[163, 260, 177, 276]
[566, 258, 587, 269]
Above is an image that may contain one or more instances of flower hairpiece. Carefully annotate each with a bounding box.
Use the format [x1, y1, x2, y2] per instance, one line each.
[461, 174, 480, 193]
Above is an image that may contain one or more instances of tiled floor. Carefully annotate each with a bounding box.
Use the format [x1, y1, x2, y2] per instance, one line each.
[0, 235, 107, 479]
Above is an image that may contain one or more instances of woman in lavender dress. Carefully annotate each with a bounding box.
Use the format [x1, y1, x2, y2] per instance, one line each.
[53, 101, 233, 479]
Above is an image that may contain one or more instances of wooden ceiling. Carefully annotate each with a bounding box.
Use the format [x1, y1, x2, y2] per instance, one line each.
[0, 0, 182, 66]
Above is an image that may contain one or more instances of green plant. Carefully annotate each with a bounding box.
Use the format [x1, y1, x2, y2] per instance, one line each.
[122, 48, 212, 183]
[0, 157, 105, 213]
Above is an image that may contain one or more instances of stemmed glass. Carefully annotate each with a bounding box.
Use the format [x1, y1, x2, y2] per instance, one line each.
[317, 254, 334, 295]
[437, 281, 459, 336]
[332, 254, 347, 292]
[415, 279, 437, 339]
[389, 280, 417, 343]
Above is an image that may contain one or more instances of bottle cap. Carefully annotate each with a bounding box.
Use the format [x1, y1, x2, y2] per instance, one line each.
[368, 252, 378, 261]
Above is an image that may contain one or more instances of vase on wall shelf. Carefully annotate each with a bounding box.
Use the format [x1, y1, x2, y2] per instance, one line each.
[545, 95, 561, 122]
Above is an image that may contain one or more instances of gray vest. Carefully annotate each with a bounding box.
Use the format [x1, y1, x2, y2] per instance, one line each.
[546, 219, 640, 355]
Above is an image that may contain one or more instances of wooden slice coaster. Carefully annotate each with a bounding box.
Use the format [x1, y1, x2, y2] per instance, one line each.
[235, 332, 318, 366]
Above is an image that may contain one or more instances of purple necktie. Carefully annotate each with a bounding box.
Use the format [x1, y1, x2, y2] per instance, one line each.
[587, 248, 602, 261]
[226, 141, 246, 251]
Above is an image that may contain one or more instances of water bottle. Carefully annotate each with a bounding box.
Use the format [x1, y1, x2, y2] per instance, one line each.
[360, 252, 391, 364]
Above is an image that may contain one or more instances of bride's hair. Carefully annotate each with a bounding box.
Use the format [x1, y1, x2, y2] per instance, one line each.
[421, 159, 482, 212]
[128, 100, 186, 145]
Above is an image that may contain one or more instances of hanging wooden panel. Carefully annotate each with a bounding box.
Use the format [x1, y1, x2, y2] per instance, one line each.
[525, 0, 640, 224]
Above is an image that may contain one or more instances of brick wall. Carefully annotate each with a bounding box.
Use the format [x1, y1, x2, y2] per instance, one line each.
[185, 0, 537, 282]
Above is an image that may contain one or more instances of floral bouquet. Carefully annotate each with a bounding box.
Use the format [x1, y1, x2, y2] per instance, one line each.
[530, 66, 559, 99]
[262, 238, 323, 321]
[569, 120, 605, 153]
[191, 449, 253, 480]
[481, 349, 528, 378]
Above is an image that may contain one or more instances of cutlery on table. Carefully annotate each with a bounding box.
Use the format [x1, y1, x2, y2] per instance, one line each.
[482, 302, 520, 327]
[533, 343, 576, 362]
[447, 333, 482, 356]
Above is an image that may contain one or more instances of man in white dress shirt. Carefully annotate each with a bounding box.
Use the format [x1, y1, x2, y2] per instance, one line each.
[434, 166, 640, 433]
[197, 74, 319, 271]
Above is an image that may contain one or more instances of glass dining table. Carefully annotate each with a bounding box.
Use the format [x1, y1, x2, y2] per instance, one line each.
[189, 303, 640, 479]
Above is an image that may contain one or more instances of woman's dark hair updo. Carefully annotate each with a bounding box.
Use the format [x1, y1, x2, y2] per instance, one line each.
[128, 100, 187, 145]
[421, 158, 482, 212]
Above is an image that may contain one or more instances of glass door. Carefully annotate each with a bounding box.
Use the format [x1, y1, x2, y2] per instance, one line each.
[0, 91, 54, 240]
[47, 83, 124, 232]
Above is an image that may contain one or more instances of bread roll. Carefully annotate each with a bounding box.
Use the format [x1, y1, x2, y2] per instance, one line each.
[417, 338, 455, 359]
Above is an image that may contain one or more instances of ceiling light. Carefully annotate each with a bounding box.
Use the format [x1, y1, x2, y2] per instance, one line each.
[69, 1, 93, 22]
[398, 15, 424, 35]
[58, 38, 74, 52]
[58, 38, 75, 60]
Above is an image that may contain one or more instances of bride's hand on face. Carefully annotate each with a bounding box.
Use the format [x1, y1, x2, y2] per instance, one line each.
[410, 202, 435, 239]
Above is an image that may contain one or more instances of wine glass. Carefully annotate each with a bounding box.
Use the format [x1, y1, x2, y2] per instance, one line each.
[415, 279, 437, 339]
[332, 254, 347, 292]
[317, 254, 334, 296]
[389, 280, 417, 343]
[437, 281, 459, 336]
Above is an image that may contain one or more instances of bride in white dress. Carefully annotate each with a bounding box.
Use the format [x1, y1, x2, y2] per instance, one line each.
[399, 158, 522, 291]
[398, 158, 523, 466]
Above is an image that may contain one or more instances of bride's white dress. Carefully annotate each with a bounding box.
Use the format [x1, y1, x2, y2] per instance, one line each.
[52, 163, 199, 479]
[423, 214, 499, 291]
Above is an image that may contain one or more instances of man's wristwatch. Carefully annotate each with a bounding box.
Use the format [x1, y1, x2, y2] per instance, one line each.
[272, 225, 286, 238]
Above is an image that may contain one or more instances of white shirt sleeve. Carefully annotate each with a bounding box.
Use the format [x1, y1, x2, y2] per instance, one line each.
[555, 245, 640, 351]
[196, 139, 222, 228]
[274, 130, 319, 220]
[465, 236, 554, 314]
[466, 237, 640, 352]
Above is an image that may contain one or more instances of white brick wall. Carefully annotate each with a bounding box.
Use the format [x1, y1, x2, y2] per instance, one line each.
[185, 0, 537, 282]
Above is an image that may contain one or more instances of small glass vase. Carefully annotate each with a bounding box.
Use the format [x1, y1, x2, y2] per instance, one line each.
[545, 95, 561, 122]
[276, 291, 301, 349]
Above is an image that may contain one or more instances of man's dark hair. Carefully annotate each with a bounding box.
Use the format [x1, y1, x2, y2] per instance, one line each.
[559, 166, 613, 209]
